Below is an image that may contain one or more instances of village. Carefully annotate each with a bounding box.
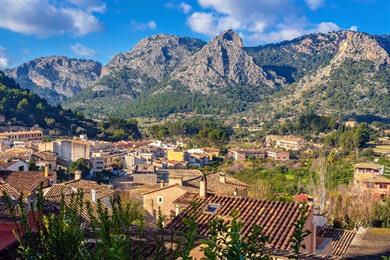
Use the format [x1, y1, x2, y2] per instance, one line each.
[1, 118, 390, 259]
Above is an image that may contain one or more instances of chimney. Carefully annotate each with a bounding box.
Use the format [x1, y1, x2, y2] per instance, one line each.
[74, 170, 82, 180]
[169, 176, 183, 186]
[91, 189, 98, 202]
[160, 181, 164, 188]
[219, 172, 226, 184]
[199, 173, 207, 199]
[44, 164, 49, 178]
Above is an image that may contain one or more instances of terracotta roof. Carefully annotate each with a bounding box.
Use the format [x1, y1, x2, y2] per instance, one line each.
[47, 179, 114, 199]
[354, 162, 384, 170]
[316, 227, 356, 256]
[355, 174, 390, 184]
[166, 194, 308, 251]
[343, 228, 390, 259]
[43, 193, 111, 222]
[0, 179, 20, 199]
[32, 151, 57, 161]
[0, 171, 49, 195]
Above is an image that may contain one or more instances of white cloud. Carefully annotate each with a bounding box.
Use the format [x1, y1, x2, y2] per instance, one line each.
[179, 2, 192, 13]
[130, 20, 157, 31]
[165, 2, 192, 14]
[70, 43, 96, 57]
[186, 0, 345, 45]
[305, 0, 325, 10]
[349, 25, 358, 31]
[187, 12, 217, 35]
[315, 22, 340, 33]
[0, 47, 9, 68]
[0, 0, 103, 37]
[67, 0, 107, 13]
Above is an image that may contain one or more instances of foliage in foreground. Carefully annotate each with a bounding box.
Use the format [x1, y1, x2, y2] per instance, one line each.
[3, 186, 312, 259]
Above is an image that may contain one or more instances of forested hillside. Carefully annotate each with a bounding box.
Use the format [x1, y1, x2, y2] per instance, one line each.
[0, 71, 98, 136]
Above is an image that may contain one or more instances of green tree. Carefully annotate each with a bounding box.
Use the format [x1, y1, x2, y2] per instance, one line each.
[17, 98, 30, 112]
[202, 209, 271, 259]
[68, 158, 91, 178]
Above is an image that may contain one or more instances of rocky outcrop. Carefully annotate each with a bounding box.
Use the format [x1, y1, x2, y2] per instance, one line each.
[5, 56, 102, 103]
[171, 30, 278, 93]
[102, 34, 205, 81]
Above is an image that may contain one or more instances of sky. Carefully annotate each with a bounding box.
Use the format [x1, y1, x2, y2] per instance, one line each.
[0, 0, 389, 68]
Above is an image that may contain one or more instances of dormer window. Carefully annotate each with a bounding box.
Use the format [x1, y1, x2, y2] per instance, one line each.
[157, 196, 163, 204]
[204, 203, 220, 214]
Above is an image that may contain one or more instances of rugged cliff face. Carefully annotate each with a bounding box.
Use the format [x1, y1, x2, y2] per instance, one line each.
[172, 30, 280, 93]
[5, 56, 102, 104]
[253, 31, 390, 118]
[102, 34, 206, 81]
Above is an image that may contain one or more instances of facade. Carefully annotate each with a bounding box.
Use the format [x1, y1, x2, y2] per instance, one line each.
[167, 150, 186, 162]
[31, 151, 57, 170]
[142, 184, 188, 223]
[0, 137, 12, 152]
[265, 149, 290, 161]
[229, 149, 266, 161]
[266, 135, 306, 151]
[0, 160, 28, 171]
[39, 139, 92, 162]
[0, 130, 42, 142]
[142, 171, 248, 223]
[125, 151, 153, 170]
[354, 173, 390, 200]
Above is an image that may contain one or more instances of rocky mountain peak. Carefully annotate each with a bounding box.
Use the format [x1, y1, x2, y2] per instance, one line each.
[171, 30, 278, 92]
[216, 29, 243, 47]
[101, 34, 205, 80]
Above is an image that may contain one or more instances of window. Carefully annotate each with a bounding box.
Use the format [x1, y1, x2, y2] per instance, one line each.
[379, 184, 387, 189]
[157, 196, 163, 204]
[204, 203, 220, 214]
[18, 165, 25, 171]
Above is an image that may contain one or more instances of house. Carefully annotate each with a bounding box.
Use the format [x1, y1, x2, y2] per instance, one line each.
[345, 120, 358, 128]
[0, 147, 33, 161]
[266, 135, 306, 151]
[354, 173, 390, 200]
[0, 166, 56, 199]
[0, 160, 28, 172]
[229, 149, 266, 161]
[125, 151, 153, 170]
[31, 151, 57, 170]
[38, 139, 92, 162]
[265, 149, 290, 161]
[0, 130, 42, 142]
[44, 178, 115, 208]
[142, 171, 248, 223]
[354, 162, 384, 176]
[0, 137, 12, 152]
[187, 153, 209, 167]
[167, 149, 186, 162]
[166, 193, 317, 256]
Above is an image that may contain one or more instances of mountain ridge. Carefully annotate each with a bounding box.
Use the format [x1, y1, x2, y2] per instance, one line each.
[5, 29, 390, 119]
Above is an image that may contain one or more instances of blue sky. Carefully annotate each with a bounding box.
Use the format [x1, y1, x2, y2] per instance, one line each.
[0, 0, 389, 68]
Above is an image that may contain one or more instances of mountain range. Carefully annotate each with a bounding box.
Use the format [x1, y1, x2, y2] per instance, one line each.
[4, 29, 390, 120]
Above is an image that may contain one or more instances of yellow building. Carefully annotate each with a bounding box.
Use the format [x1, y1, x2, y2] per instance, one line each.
[167, 150, 186, 162]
